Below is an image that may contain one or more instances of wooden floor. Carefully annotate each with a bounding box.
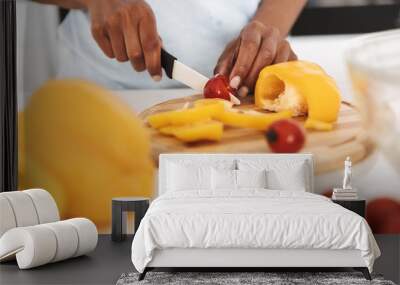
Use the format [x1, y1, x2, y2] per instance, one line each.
[0, 235, 398, 285]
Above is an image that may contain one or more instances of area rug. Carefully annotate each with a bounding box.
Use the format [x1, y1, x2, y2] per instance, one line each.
[116, 271, 396, 285]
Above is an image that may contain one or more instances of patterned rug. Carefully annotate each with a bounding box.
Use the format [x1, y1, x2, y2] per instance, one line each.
[116, 271, 396, 285]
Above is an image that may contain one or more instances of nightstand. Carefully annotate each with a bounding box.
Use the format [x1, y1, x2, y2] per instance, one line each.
[332, 199, 366, 218]
[112, 197, 150, 242]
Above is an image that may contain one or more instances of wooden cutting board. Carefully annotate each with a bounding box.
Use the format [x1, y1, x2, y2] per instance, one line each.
[139, 95, 374, 174]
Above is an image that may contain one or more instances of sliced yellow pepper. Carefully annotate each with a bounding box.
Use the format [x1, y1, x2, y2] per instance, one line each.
[255, 60, 341, 131]
[147, 103, 224, 129]
[304, 118, 334, 131]
[214, 109, 292, 131]
[159, 120, 223, 142]
[194, 98, 291, 131]
[193, 98, 233, 109]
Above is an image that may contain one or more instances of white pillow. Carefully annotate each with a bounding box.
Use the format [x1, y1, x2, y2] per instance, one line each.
[167, 163, 212, 191]
[237, 159, 309, 191]
[236, 169, 268, 189]
[267, 166, 307, 191]
[212, 169, 237, 190]
[166, 159, 236, 171]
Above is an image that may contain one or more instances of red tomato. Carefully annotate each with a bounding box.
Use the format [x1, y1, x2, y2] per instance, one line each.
[322, 189, 333, 198]
[265, 119, 305, 153]
[204, 74, 235, 101]
[380, 215, 400, 234]
[366, 198, 400, 233]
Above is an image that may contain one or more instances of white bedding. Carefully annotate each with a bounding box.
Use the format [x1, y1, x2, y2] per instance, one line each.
[131, 190, 380, 273]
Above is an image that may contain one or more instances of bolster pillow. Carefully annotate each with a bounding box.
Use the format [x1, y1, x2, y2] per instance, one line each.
[0, 218, 98, 269]
[0, 189, 60, 237]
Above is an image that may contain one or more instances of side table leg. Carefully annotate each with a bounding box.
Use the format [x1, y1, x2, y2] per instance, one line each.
[112, 201, 127, 242]
[134, 201, 149, 234]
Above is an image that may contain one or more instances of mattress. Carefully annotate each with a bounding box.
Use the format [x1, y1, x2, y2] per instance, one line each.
[131, 190, 380, 273]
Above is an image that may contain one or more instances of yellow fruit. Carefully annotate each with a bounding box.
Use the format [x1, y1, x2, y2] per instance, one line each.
[160, 120, 223, 142]
[255, 60, 341, 130]
[19, 79, 154, 231]
[147, 103, 224, 129]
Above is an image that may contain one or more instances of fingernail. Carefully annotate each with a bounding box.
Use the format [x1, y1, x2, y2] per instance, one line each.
[238, 86, 249, 98]
[152, 75, 162, 82]
[229, 93, 241, 105]
[230, 76, 241, 89]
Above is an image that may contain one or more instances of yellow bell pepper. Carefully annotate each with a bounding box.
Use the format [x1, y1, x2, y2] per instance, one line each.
[147, 103, 224, 129]
[255, 60, 341, 130]
[160, 120, 223, 142]
[20, 79, 154, 230]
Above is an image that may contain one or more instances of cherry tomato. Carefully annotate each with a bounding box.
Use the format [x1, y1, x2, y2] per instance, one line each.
[204, 74, 236, 102]
[366, 198, 400, 233]
[380, 215, 400, 234]
[322, 189, 333, 198]
[265, 119, 305, 153]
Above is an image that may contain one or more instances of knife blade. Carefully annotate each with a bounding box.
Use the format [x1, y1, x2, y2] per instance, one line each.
[161, 48, 209, 92]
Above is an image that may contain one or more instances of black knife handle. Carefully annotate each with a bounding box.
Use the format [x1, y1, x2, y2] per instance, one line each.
[161, 48, 177, 79]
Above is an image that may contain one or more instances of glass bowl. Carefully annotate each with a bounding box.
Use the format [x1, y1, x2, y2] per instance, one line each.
[346, 29, 400, 172]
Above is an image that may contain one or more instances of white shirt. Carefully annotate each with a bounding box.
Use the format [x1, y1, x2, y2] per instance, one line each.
[57, 0, 261, 89]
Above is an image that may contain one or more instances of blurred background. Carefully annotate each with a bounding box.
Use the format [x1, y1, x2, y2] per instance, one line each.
[18, 0, 400, 97]
[295, 0, 400, 34]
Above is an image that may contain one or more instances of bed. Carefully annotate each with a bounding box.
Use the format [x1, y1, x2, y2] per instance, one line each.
[131, 154, 380, 281]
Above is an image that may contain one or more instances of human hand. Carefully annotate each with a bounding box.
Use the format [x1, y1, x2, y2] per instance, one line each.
[84, 0, 162, 80]
[214, 21, 297, 97]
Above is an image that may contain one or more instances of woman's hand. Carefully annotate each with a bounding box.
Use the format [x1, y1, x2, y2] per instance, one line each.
[214, 21, 297, 97]
[85, 0, 162, 80]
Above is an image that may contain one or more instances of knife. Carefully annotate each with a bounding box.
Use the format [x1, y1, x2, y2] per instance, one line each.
[161, 48, 209, 92]
[160, 48, 240, 105]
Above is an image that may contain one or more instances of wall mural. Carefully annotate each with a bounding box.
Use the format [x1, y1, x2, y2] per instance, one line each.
[15, 1, 400, 234]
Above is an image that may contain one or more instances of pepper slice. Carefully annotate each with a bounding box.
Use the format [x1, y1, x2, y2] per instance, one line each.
[194, 98, 234, 109]
[214, 109, 292, 131]
[194, 98, 292, 131]
[304, 118, 334, 131]
[159, 120, 223, 142]
[147, 103, 224, 129]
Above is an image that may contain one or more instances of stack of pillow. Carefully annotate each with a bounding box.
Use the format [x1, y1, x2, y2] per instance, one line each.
[165, 158, 310, 193]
